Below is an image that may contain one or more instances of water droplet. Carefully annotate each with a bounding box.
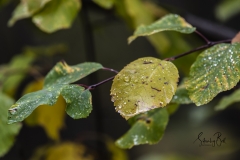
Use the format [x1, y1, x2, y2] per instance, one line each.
[124, 76, 130, 82]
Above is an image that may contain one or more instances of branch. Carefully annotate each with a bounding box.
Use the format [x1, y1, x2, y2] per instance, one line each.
[77, 67, 119, 90]
[164, 39, 232, 61]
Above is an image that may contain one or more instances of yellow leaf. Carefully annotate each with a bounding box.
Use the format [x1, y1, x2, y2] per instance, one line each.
[111, 57, 179, 119]
[24, 79, 66, 141]
[105, 139, 128, 160]
[46, 142, 93, 160]
[30, 142, 93, 160]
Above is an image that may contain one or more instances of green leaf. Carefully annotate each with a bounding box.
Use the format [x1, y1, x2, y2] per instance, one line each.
[166, 103, 179, 115]
[32, 0, 81, 33]
[171, 79, 192, 104]
[44, 61, 103, 88]
[115, 108, 168, 149]
[1, 53, 35, 95]
[111, 57, 179, 119]
[8, 84, 66, 124]
[93, 0, 115, 9]
[8, 0, 52, 26]
[215, 0, 240, 21]
[0, 92, 21, 157]
[215, 89, 240, 111]
[186, 43, 240, 106]
[128, 14, 196, 44]
[61, 85, 92, 119]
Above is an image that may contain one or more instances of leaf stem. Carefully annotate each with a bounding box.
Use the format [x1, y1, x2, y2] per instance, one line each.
[87, 76, 115, 90]
[102, 67, 119, 74]
[77, 67, 119, 90]
[195, 30, 211, 44]
[164, 39, 232, 61]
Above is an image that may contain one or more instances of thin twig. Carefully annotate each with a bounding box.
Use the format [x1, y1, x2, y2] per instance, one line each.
[102, 67, 119, 74]
[164, 39, 232, 61]
[87, 76, 115, 90]
[195, 30, 211, 44]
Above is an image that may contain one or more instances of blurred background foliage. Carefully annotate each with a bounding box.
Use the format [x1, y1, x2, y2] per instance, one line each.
[0, 0, 240, 159]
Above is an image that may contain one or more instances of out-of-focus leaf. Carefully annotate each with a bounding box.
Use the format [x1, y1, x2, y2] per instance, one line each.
[138, 154, 202, 160]
[215, 0, 240, 21]
[143, 1, 168, 18]
[128, 14, 196, 44]
[32, 0, 81, 33]
[8, 84, 66, 124]
[166, 103, 179, 115]
[0, 92, 21, 157]
[111, 57, 179, 119]
[93, 0, 115, 9]
[44, 61, 103, 88]
[215, 89, 240, 110]
[8, 0, 52, 26]
[186, 43, 240, 106]
[61, 85, 92, 119]
[23, 44, 67, 56]
[30, 142, 93, 160]
[124, 0, 154, 27]
[171, 79, 192, 104]
[116, 108, 168, 149]
[105, 139, 128, 160]
[24, 79, 66, 141]
[2, 53, 35, 95]
[124, 0, 170, 54]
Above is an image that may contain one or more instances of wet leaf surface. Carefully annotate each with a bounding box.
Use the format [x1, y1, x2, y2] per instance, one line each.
[215, 89, 240, 110]
[8, 84, 66, 124]
[115, 108, 168, 149]
[32, 0, 81, 33]
[44, 61, 103, 88]
[61, 85, 92, 119]
[128, 14, 196, 43]
[186, 43, 240, 106]
[0, 92, 21, 157]
[24, 79, 66, 140]
[111, 57, 179, 119]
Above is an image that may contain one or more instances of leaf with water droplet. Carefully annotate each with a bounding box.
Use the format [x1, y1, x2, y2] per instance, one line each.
[171, 78, 192, 104]
[8, 84, 66, 124]
[115, 108, 168, 149]
[0, 92, 21, 157]
[186, 43, 240, 106]
[128, 14, 196, 44]
[110, 57, 179, 119]
[215, 89, 240, 111]
[44, 61, 103, 88]
[61, 85, 92, 119]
